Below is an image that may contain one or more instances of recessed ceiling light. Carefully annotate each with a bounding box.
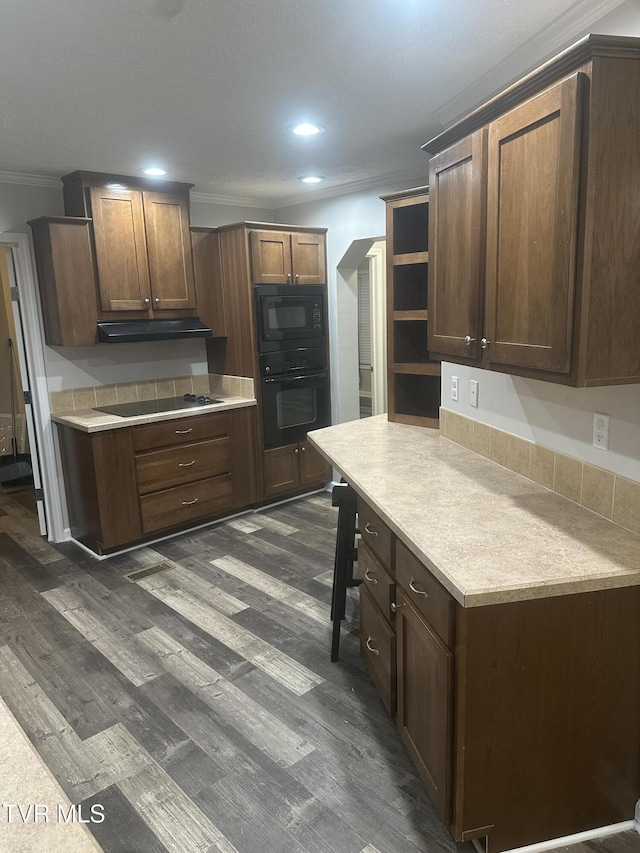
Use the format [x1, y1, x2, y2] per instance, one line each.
[291, 123, 324, 136]
[143, 167, 167, 176]
[300, 175, 324, 184]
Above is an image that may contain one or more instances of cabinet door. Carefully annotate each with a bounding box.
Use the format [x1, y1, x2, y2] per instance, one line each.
[263, 444, 300, 498]
[484, 73, 583, 373]
[428, 130, 486, 360]
[298, 441, 331, 488]
[90, 187, 151, 312]
[250, 230, 292, 284]
[143, 192, 196, 311]
[360, 585, 396, 717]
[291, 232, 326, 284]
[396, 590, 454, 822]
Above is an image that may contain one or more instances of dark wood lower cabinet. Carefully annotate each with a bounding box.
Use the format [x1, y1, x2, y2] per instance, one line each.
[262, 441, 331, 499]
[57, 407, 257, 554]
[395, 589, 453, 824]
[358, 520, 640, 853]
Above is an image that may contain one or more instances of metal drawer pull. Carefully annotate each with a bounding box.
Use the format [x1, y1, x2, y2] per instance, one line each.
[365, 636, 380, 655]
[175, 428, 192, 435]
[181, 498, 199, 506]
[178, 460, 196, 468]
[364, 522, 378, 537]
[409, 577, 429, 598]
[364, 568, 378, 584]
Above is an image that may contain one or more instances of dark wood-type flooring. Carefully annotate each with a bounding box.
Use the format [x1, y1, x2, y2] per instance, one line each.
[0, 483, 638, 853]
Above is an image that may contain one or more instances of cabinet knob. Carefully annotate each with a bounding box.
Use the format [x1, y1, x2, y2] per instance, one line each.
[155, 297, 160, 304]
[287, 273, 292, 282]
[144, 297, 150, 305]
[481, 337, 490, 349]
[295, 274, 299, 282]
[294, 448, 299, 454]
[464, 335, 475, 346]
[301, 445, 306, 451]
[390, 602, 406, 612]
[365, 636, 380, 656]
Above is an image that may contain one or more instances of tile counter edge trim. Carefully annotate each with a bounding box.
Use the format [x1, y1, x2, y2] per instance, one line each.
[440, 407, 640, 537]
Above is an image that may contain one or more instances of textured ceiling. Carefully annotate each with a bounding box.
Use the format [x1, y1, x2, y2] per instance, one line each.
[0, 0, 636, 205]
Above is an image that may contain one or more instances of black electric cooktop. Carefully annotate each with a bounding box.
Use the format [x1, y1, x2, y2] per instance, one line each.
[94, 394, 223, 418]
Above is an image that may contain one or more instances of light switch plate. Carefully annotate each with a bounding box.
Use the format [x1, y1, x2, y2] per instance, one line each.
[470, 380, 479, 408]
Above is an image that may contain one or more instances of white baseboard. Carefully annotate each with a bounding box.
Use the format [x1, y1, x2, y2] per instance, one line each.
[472, 820, 636, 853]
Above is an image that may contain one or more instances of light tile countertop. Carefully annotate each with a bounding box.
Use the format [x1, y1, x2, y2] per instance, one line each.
[308, 415, 640, 607]
[51, 395, 257, 433]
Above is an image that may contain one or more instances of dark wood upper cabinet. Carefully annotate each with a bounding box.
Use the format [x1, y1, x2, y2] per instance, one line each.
[89, 186, 152, 312]
[29, 172, 203, 344]
[250, 229, 326, 285]
[428, 130, 486, 361]
[86, 178, 196, 316]
[425, 36, 640, 386]
[142, 191, 196, 312]
[484, 74, 582, 373]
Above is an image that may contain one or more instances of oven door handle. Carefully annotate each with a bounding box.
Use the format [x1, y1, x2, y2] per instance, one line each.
[264, 372, 327, 383]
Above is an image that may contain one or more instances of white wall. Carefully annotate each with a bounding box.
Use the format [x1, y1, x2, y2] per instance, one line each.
[276, 178, 426, 424]
[442, 363, 640, 482]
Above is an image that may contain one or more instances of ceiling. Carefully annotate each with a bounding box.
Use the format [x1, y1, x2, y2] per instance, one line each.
[1, 0, 637, 207]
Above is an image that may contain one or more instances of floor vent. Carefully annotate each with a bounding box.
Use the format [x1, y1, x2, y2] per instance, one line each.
[122, 563, 173, 583]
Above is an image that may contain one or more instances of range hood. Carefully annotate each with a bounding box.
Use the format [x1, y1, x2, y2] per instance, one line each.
[97, 317, 213, 343]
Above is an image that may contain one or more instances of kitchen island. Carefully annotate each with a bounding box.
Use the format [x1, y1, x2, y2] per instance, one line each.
[308, 415, 640, 853]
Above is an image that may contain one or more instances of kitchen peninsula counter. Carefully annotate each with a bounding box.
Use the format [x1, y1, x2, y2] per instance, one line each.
[51, 394, 256, 433]
[308, 415, 640, 607]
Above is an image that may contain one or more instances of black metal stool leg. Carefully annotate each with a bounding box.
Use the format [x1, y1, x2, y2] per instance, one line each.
[330, 482, 359, 661]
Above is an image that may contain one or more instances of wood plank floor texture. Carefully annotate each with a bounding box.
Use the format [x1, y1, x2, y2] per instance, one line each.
[0, 486, 467, 853]
[2, 485, 639, 853]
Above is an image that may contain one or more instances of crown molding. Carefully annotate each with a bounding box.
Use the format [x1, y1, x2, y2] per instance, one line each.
[435, 0, 627, 127]
[0, 167, 430, 210]
[272, 168, 429, 210]
[190, 191, 275, 209]
[0, 171, 62, 188]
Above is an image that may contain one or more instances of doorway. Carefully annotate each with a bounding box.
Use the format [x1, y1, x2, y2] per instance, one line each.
[357, 239, 387, 418]
[0, 245, 47, 535]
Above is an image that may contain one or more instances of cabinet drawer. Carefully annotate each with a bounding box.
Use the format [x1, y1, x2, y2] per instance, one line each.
[135, 437, 231, 495]
[360, 586, 396, 717]
[396, 540, 455, 649]
[358, 498, 393, 570]
[140, 473, 233, 534]
[133, 413, 229, 451]
[359, 541, 395, 624]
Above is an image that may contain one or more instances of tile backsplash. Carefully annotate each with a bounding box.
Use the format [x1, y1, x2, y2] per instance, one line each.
[49, 374, 255, 415]
[440, 408, 640, 537]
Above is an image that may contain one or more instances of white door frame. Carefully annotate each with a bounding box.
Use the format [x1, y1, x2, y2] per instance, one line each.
[366, 240, 387, 416]
[0, 233, 66, 541]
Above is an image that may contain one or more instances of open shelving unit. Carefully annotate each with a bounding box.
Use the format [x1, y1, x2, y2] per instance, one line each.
[382, 186, 440, 428]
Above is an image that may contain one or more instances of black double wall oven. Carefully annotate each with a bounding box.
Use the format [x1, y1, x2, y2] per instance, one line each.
[255, 285, 330, 448]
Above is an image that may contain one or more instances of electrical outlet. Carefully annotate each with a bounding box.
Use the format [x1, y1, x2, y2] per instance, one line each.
[593, 412, 610, 450]
[470, 379, 479, 408]
[451, 375, 459, 402]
